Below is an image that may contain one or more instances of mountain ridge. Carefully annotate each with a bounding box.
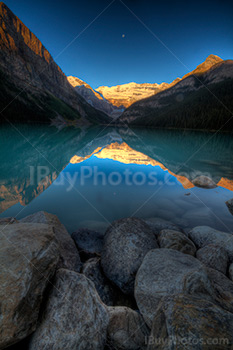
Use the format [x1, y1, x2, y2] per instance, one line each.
[96, 55, 223, 108]
[0, 2, 110, 124]
[118, 59, 233, 131]
[67, 76, 124, 118]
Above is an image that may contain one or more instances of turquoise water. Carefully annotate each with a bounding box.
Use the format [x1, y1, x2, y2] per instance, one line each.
[0, 124, 233, 233]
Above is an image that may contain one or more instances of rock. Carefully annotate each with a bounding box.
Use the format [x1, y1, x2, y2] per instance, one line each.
[21, 211, 81, 272]
[196, 244, 228, 274]
[101, 218, 158, 295]
[192, 175, 217, 188]
[0, 223, 59, 349]
[106, 306, 149, 350]
[189, 226, 233, 261]
[82, 257, 116, 306]
[158, 229, 196, 256]
[205, 267, 233, 313]
[145, 217, 181, 236]
[82, 258, 137, 309]
[229, 263, 233, 281]
[0, 217, 18, 224]
[226, 198, 233, 215]
[135, 248, 215, 327]
[147, 294, 233, 350]
[29, 269, 109, 350]
[182, 207, 216, 227]
[71, 228, 104, 260]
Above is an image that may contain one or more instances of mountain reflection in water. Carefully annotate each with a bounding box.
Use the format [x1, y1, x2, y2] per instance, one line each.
[0, 124, 233, 233]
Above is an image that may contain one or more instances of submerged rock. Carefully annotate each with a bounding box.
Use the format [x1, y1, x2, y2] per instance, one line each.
[0, 217, 18, 224]
[29, 269, 109, 350]
[226, 198, 233, 215]
[189, 226, 233, 261]
[0, 223, 59, 349]
[21, 211, 81, 272]
[158, 229, 196, 256]
[196, 244, 228, 274]
[148, 294, 233, 350]
[72, 228, 104, 260]
[101, 217, 158, 295]
[135, 248, 215, 327]
[145, 217, 181, 236]
[106, 306, 149, 350]
[192, 175, 217, 189]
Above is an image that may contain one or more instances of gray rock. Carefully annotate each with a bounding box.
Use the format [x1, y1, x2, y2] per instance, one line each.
[145, 217, 181, 236]
[135, 249, 215, 327]
[158, 229, 196, 256]
[101, 218, 158, 295]
[21, 211, 81, 272]
[189, 226, 233, 261]
[229, 263, 233, 281]
[82, 258, 137, 309]
[72, 228, 104, 260]
[226, 198, 233, 215]
[82, 257, 116, 306]
[205, 267, 233, 313]
[0, 223, 59, 349]
[106, 306, 149, 350]
[29, 269, 109, 350]
[192, 175, 217, 189]
[196, 244, 228, 274]
[147, 294, 233, 350]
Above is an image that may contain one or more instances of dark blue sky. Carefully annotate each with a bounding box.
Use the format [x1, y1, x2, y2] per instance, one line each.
[3, 0, 233, 88]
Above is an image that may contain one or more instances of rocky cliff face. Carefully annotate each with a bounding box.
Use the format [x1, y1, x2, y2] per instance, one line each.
[118, 59, 233, 131]
[68, 76, 124, 118]
[0, 2, 109, 124]
[96, 55, 223, 108]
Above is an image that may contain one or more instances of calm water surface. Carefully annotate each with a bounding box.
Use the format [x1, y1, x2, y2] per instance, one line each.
[0, 124, 233, 233]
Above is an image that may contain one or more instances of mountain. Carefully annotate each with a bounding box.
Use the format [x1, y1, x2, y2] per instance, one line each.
[68, 76, 124, 118]
[0, 2, 110, 124]
[118, 59, 233, 131]
[96, 55, 223, 108]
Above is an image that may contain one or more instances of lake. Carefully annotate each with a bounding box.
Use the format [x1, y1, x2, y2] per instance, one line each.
[0, 124, 233, 233]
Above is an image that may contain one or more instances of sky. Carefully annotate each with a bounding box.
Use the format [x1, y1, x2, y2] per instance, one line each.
[3, 0, 233, 89]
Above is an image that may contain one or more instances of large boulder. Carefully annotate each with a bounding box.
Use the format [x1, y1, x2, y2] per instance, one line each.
[101, 218, 158, 295]
[145, 217, 181, 236]
[229, 263, 233, 281]
[192, 175, 217, 189]
[106, 306, 149, 350]
[157, 229, 196, 256]
[0, 223, 59, 349]
[72, 228, 104, 260]
[205, 267, 233, 313]
[29, 269, 109, 350]
[196, 244, 228, 274]
[21, 211, 81, 272]
[135, 249, 215, 327]
[147, 294, 233, 350]
[189, 226, 233, 261]
[226, 198, 233, 215]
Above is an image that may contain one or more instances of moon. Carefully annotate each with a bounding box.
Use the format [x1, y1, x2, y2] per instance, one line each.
[122, 34, 125, 38]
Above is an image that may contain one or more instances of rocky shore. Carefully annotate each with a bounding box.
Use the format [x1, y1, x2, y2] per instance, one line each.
[1, 211, 233, 349]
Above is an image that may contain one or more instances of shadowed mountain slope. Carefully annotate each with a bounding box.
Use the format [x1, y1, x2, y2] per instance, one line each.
[0, 2, 110, 124]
